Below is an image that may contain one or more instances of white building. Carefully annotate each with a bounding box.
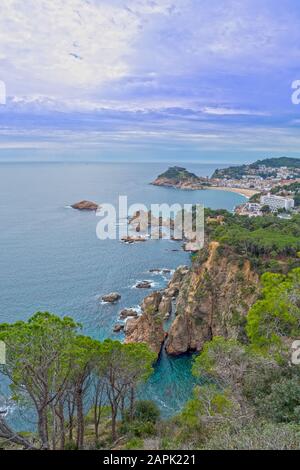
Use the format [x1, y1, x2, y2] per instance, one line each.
[260, 193, 295, 211]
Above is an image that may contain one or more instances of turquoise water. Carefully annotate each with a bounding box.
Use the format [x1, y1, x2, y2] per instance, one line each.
[0, 162, 245, 423]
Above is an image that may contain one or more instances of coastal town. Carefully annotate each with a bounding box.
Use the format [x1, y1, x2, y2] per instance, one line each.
[221, 159, 300, 217]
[152, 158, 300, 219]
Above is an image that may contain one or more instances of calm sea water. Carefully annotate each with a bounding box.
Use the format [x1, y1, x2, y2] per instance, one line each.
[0, 162, 245, 422]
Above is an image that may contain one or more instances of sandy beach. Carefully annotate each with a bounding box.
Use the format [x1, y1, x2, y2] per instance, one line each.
[207, 186, 259, 198]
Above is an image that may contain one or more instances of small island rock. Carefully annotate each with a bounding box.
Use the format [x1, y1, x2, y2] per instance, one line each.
[71, 200, 99, 211]
[101, 292, 121, 303]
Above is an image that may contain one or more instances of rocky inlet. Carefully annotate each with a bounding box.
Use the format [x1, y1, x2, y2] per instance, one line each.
[124, 265, 189, 356]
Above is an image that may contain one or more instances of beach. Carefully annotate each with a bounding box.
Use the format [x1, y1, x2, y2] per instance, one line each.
[208, 186, 259, 198]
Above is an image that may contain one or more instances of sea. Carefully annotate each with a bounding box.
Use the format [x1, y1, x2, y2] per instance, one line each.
[0, 161, 245, 426]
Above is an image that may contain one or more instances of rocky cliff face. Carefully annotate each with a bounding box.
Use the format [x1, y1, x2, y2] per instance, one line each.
[124, 266, 189, 355]
[124, 291, 165, 355]
[165, 242, 260, 355]
[125, 247, 260, 358]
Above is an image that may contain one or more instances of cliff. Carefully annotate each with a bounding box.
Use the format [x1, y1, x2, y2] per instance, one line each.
[165, 242, 260, 355]
[125, 243, 260, 358]
[124, 291, 165, 355]
[124, 266, 189, 355]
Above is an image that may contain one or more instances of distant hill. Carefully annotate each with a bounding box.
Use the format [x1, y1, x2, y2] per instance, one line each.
[250, 157, 300, 169]
[212, 157, 300, 179]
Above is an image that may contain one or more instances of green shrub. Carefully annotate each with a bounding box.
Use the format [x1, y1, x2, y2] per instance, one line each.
[134, 400, 160, 424]
[125, 437, 144, 450]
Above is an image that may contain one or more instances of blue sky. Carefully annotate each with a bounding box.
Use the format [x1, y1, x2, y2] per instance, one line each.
[0, 0, 300, 162]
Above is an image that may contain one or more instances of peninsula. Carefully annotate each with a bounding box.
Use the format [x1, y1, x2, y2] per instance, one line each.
[151, 166, 207, 190]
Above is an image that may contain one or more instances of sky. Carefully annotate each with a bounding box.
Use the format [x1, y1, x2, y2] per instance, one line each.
[0, 0, 300, 162]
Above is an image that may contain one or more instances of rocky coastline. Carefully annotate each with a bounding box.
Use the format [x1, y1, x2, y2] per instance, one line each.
[124, 239, 260, 359]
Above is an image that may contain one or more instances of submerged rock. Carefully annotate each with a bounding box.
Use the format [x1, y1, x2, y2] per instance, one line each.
[149, 268, 172, 274]
[101, 292, 121, 303]
[135, 281, 152, 289]
[121, 235, 147, 243]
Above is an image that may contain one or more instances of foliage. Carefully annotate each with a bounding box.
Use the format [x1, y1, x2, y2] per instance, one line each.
[246, 268, 300, 350]
[202, 420, 300, 450]
[125, 437, 144, 450]
[133, 400, 160, 424]
[157, 166, 200, 181]
[0, 313, 155, 449]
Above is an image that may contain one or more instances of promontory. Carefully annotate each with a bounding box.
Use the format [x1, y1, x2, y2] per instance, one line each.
[151, 166, 208, 190]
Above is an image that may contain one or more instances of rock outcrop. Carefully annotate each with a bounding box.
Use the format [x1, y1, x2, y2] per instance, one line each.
[101, 292, 121, 303]
[113, 324, 124, 333]
[71, 200, 99, 211]
[158, 296, 172, 318]
[165, 242, 260, 355]
[119, 309, 138, 319]
[164, 265, 189, 297]
[124, 291, 165, 355]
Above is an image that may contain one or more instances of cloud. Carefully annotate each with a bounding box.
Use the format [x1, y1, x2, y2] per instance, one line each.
[0, 0, 138, 91]
[202, 107, 269, 117]
[0, 0, 176, 94]
[1, 0, 299, 96]
[0, 0, 300, 158]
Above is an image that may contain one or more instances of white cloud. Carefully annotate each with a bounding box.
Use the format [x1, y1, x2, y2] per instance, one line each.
[1, 0, 298, 97]
[0, 0, 179, 94]
[0, 0, 140, 90]
[202, 107, 269, 116]
[0, 0, 300, 158]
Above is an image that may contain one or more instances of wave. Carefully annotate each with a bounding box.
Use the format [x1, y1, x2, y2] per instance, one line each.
[131, 280, 158, 289]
